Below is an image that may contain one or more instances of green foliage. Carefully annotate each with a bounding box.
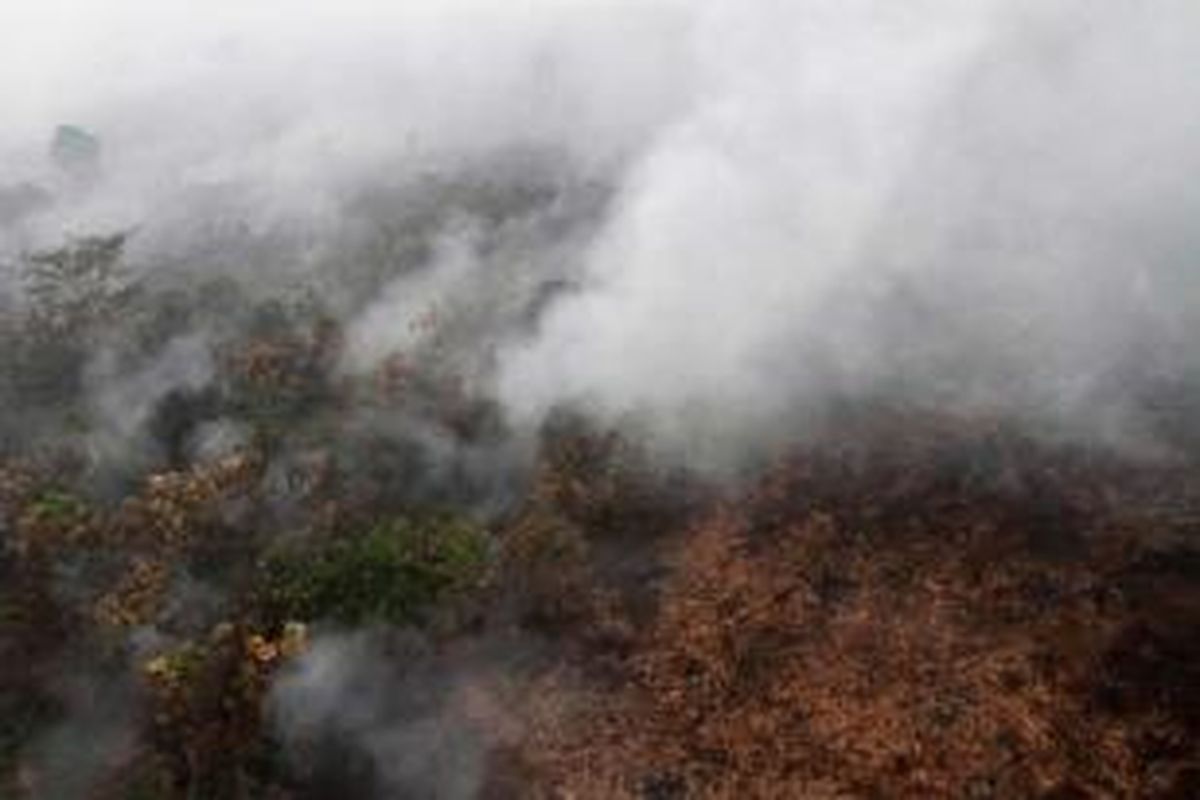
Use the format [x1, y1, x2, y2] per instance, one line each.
[261, 515, 490, 626]
[26, 489, 87, 524]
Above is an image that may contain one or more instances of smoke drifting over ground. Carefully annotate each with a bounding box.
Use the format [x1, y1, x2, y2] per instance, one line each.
[1, 0, 691, 253]
[3, 3, 1200, 798]
[271, 628, 533, 799]
[501, 1, 1200, 462]
[6, 1, 1199, 468]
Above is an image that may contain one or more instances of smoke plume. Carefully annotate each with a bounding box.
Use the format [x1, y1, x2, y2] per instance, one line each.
[4, 2, 1197, 466]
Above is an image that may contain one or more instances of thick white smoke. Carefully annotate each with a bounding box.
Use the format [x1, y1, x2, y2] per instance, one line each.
[496, 0, 1200, 460]
[499, 1, 1003, 449]
[1, 0, 695, 248]
[4, 0, 1199, 465]
[5, 3, 1200, 795]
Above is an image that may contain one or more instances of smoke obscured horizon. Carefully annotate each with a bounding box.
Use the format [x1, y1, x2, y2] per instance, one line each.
[498, 1, 1200, 463]
[4, 0, 1200, 468]
[4, 4, 1200, 797]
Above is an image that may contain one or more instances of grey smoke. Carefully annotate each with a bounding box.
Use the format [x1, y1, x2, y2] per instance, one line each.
[498, 0, 1200, 462]
[5, 1, 1197, 461]
[85, 332, 214, 470]
[25, 669, 137, 800]
[4, 3, 1200, 797]
[1, 0, 694, 251]
[271, 628, 529, 799]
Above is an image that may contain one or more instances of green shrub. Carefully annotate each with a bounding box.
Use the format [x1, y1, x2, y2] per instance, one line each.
[261, 515, 490, 626]
[27, 489, 87, 524]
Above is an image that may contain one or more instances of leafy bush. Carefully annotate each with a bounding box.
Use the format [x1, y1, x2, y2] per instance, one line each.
[261, 515, 490, 626]
[26, 490, 87, 524]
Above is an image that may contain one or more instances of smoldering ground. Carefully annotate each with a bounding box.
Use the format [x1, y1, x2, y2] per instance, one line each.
[3, 1, 1200, 798]
[270, 627, 545, 800]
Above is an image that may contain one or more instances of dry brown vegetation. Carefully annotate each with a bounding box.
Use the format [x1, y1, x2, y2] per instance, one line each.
[515, 414, 1200, 799]
[2, 237, 1198, 798]
[5, 404, 1199, 798]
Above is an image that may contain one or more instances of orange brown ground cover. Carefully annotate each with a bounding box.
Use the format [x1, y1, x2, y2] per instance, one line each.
[511, 413, 1200, 798]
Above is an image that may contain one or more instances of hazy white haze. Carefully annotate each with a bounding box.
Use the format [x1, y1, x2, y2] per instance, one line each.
[4, 0, 1200, 465]
[5, 4, 1200, 798]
